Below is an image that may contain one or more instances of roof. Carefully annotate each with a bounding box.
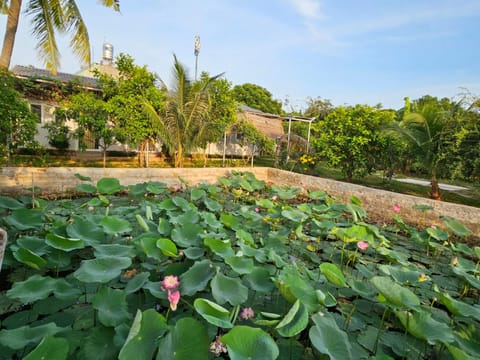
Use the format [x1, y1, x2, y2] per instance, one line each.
[11, 65, 100, 89]
[238, 104, 285, 139]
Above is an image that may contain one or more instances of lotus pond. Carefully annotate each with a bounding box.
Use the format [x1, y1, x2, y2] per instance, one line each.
[0, 171, 479, 359]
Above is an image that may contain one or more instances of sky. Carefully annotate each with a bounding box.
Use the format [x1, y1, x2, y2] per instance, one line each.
[1, 0, 480, 111]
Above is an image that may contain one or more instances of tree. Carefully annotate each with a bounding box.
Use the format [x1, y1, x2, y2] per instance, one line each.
[0, 70, 37, 163]
[230, 118, 274, 165]
[303, 96, 333, 119]
[232, 83, 283, 115]
[0, 0, 120, 72]
[98, 53, 165, 167]
[60, 91, 115, 167]
[390, 96, 461, 200]
[195, 72, 237, 147]
[143, 55, 221, 168]
[312, 104, 395, 181]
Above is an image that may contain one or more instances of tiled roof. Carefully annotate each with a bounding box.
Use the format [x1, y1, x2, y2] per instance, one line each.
[11, 65, 99, 89]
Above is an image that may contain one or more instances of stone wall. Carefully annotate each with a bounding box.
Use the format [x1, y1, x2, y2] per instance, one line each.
[0, 166, 478, 237]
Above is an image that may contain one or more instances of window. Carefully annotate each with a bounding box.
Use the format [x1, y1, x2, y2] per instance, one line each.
[30, 104, 42, 123]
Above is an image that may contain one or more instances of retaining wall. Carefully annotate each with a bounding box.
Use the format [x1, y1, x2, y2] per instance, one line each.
[1, 166, 478, 237]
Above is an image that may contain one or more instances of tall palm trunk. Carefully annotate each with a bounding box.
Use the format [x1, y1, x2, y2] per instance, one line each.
[0, 0, 22, 70]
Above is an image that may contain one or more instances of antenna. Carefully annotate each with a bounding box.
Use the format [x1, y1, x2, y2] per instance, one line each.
[194, 35, 200, 80]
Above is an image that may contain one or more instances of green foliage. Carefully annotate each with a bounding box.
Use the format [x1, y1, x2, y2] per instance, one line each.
[196, 71, 238, 146]
[43, 118, 70, 153]
[98, 53, 165, 160]
[0, 171, 478, 359]
[232, 82, 283, 114]
[312, 104, 396, 180]
[0, 71, 38, 162]
[143, 55, 221, 167]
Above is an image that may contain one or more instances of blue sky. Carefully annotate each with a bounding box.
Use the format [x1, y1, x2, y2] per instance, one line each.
[2, 0, 480, 110]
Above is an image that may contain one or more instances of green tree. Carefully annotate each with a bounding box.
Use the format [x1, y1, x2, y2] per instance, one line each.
[98, 53, 165, 167]
[232, 83, 283, 115]
[61, 91, 115, 167]
[0, 0, 120, 72]
[230, 118, 275, 165]
[391, 96, 461, 200]
[43, 117, 70, 153]
[196, 72, 237, 147]
[0, 70, 37, 163]
[312, 104, 395, 181]
[143, 55, 221, 168]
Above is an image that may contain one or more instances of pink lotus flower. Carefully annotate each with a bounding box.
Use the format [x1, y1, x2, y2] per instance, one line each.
[393, 204, 401, 213]
[272, 195, 279, 201]
[240, 307, 255, 320]
[168, 290, 180, 311]
[255, 207, 260, 213]
[162, 275, 179, 290]
[357, 241, 369, 251]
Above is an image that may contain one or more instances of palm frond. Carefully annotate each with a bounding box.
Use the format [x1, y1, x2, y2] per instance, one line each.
[142, 99, 173, 153]
[62, 0, 90, 65]
[0, 0, 9, 14]
[97, 0, 120, 12]
[26, 0, 61, 72]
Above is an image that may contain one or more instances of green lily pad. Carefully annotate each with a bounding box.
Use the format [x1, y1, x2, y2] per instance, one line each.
[276, 300, 309, 337]
[156, 238, 178, 257]
[309, 313, 353, 360]
[225, 256, 254, 275]
[12, 247, 46, 270]
[97, 177, 123, 194]
[92, 287, 131, 327]
[156, 317, 209, 360]
[66, 217, 105, 245]
[221, 326, 279, 360]
[0, 323, 67, 350]
[7, 275, 56, 303]
[119, 309, 168, 360]
[442, 216, 472, 237]
[194, 298, 233, 328]
[76, 183, 97, 194]
[394, 309, 455, 345]
[0, 196, 24, 209]
[23, 336, 69, 360]
[5, 208, 44, 230]
[204, 237, 234, 258]
[320, 263, 348, 287]
[171, 223, 203, 247]
[74, 256, 132, 283]
[45, 233, 84, 252]
[371, 276, 420, 309]
[211, 272, 248, 306]
[100, 216, 133, 234]
[180, 260, 216, 296]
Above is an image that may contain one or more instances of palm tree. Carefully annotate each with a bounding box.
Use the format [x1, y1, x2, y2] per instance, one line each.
[0, 0, 120, 72]
[393, 102, 453, 200]
[143, 55, 221, 168]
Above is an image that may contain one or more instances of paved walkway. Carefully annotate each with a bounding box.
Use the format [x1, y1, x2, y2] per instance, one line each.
[395, 178, 468, 191]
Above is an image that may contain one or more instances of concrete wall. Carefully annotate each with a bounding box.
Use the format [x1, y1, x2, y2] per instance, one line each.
[0, 167, 478, 237]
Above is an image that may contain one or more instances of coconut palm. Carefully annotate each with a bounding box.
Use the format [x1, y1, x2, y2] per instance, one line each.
[143, 55, 222, 168]
[0, 0, 120, 72]
[393, 102, 454, 200]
